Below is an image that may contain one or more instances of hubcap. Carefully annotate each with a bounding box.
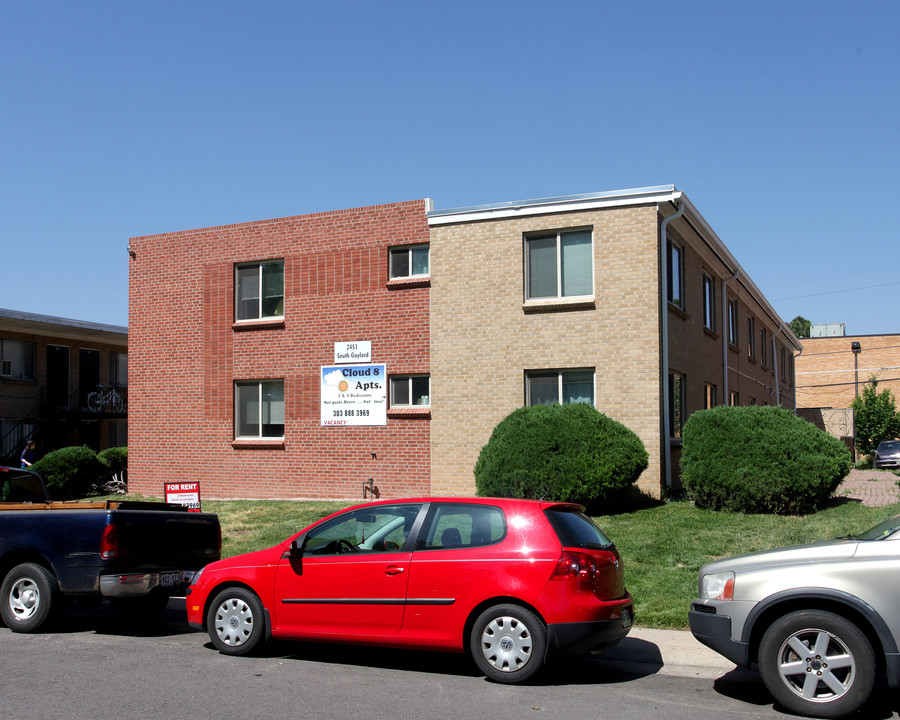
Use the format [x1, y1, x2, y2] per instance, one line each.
[776, 628, 855, 703]
[214, 597, 254, 647]
[480, 615, 532, 673]
[8, 577, 40, 621]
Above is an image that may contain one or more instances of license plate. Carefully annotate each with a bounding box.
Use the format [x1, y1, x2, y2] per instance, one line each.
[621, 608, 633, 628]
[160, 571, 181, 587]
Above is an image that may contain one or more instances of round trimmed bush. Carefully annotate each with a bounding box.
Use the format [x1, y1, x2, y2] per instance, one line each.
[30, 446, 107, 500]
[681, 405, 852, 515]
[98, 446, 128, 493]
[474, 403, 648, 507]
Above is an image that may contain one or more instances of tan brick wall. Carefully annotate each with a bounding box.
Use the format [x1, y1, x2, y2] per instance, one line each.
[796, 335, 900, 410]
[429, 205, 665, 498]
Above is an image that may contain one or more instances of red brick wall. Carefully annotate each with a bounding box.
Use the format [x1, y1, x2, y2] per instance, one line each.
[127, 200, 431, 499]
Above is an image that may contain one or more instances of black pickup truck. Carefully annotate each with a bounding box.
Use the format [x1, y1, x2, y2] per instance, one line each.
[0, 466, 221, 632]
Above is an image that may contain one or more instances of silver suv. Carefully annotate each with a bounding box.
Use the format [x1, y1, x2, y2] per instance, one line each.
[690, 514, 900, 718]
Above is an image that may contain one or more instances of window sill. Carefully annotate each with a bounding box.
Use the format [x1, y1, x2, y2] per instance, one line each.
[728, 343, 740, 353]
[233, 318, 285, 331]
[703, 327, 719, 340]
[668, 303, 687, 320]
[387, 407, 431, 418]
[522, 297, 595, 313]
[232, 438, 285, 449]
[386, 276, 430, 290]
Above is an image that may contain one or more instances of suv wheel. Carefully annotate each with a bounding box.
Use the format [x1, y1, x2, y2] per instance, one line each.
[758, 609, 875, 718]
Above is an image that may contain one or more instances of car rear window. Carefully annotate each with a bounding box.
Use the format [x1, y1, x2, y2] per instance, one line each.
[545, 508, 613, 550]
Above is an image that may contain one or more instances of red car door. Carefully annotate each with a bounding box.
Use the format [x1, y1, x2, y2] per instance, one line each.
[272, 504, 422, 638]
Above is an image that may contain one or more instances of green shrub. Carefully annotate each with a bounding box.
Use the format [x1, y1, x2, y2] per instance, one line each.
[681, 406, 852, 515]
[98, 446, 128, 493]
[474, 403, 648, 509]
[30, 446, 108, 500]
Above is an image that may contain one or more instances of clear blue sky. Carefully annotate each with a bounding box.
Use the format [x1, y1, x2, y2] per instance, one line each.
[2, 1, 898, 335]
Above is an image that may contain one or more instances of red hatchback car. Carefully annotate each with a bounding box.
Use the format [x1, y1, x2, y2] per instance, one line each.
[186, 497, 633, 683]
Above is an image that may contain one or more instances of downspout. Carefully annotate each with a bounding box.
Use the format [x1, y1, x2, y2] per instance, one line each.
[721, 270, 739, 403]
[660, 200, 684, 489]
[772, 324, 784, 406]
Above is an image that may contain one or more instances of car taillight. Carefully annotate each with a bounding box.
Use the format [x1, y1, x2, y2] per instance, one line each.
[100, 523, 120, 559]
[551, 550, 598, 581]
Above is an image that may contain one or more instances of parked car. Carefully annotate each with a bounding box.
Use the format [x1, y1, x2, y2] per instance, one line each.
[873, 440, 900, 469]
[0, 466, 221, 632]
[689, 513, 900, 718]
[186, 497, 633, 683]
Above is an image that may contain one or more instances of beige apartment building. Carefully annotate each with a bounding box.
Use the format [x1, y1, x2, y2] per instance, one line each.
[428, 186, 802, 499]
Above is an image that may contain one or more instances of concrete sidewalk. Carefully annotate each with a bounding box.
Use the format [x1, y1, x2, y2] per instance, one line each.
[600, 627, 737, 679]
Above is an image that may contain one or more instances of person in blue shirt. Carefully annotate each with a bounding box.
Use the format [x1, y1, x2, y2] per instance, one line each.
[20, 440, 35, 468]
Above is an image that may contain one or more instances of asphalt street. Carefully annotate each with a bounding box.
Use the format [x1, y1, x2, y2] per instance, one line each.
[1, 600, 898, 720]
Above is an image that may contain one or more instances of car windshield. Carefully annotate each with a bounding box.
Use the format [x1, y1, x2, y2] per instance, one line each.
[856, 515, 900, 541]
[877, 441, 900, 452]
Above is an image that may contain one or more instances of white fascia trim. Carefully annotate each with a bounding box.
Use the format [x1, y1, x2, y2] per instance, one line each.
[427, 185, 681, 226]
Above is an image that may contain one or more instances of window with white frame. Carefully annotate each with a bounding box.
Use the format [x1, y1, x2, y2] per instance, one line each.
[667, 240, 684, 309]
[0, 340, 36, 380]
[727, 298, 738, 346]
[525, 229, 592, 300]
[526, 369, 594, 406]
[235, 260, 284, 321]
[390, 375, 430, 407]
[389, 244, 430, 279]
[235, 380, 285, 438]
[702, 274, 715, 330]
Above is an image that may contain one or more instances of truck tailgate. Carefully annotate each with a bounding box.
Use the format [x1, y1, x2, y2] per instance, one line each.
[110, 510, 220, 570]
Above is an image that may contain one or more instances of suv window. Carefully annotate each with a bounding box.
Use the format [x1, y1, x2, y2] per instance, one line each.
[417, 503, 506, 550]
[545, 508, 613, 550]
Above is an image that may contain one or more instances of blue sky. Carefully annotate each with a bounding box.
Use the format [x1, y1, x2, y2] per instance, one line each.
[2, 1, 898, 335]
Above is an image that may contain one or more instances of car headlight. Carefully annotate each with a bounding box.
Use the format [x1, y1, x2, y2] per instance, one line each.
[700, 571, 735, 600]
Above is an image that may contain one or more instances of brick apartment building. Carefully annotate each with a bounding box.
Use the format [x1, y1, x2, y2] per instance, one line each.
[0, 308, 128, 464]
[128, 186, 800, 500]
[795, 333, 900, 448]
[127, 200, 432, 498]
[428, 186, 801, 498]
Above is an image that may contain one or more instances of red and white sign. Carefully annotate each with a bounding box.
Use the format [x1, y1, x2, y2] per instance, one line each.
[164, 482, 202, 512]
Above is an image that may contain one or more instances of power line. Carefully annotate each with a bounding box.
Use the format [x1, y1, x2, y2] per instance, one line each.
[775, 279, 900, 301]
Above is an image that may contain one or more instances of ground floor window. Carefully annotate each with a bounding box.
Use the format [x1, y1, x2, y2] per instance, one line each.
[526, 369, 594, 406]
[668, 371, 685, 438]
[390, 375, 430, 407]
[704, 383, 717, 409]
[235, 380, 285, 438]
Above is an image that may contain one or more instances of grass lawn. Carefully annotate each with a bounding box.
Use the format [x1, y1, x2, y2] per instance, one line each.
[119, 493, 900, 629]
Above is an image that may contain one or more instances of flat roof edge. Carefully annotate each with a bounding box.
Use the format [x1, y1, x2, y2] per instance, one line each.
[428, 185, 679, 225]
[0, 307, 127, 335]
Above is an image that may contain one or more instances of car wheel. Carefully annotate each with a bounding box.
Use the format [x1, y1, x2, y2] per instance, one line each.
[207, 587, 266, 656]
[758, 609, 875, 718]
[469, 604, 547, 683]
[0, 562, 60, 633]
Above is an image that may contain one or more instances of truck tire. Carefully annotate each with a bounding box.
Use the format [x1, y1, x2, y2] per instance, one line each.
[0, 562, 60, 633]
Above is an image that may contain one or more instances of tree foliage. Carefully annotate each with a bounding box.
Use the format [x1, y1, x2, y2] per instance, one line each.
[474, 403, 648, 509]
[852, 378, 900, 456]
[98, 446, 128, 493]
[789, 315, 812, 338]
[681, 405, 851, 515]
[30, 446, 108, 500]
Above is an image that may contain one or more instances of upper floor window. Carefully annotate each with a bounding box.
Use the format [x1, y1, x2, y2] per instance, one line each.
[727, 298, 738, 346]
[390, 375, 430, 407]
[526, 369, 594, 406]
[704, 383, 717, 409]
[702, 274, 716, 330]
[235, 260, 284, 321]
[525, 229, 592, 300]
[235, 380, 284, 439]
[760, 328, 767, 366]
[667, 241, 684, 309]
[389, 244, 430, 279]
[747, 317, 756, 359]
[729, 390, 739, 406]
[0, 340, 36, 380]
[110, 352, 128, 388]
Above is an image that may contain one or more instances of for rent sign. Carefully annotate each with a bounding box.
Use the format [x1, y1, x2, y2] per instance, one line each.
[320, 363, 387, 426]
[165, 482, 202, 512]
